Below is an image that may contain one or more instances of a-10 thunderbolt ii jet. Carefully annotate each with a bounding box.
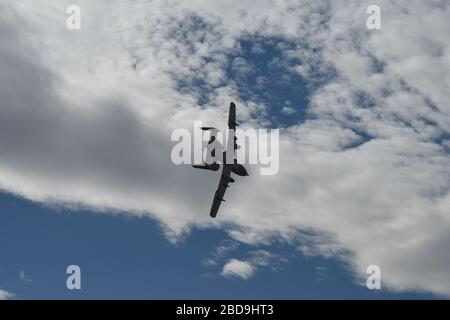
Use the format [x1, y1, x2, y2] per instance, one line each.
[192, 102, 249, 218]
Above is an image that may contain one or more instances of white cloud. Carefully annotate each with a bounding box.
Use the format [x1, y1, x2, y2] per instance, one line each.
[19, 270, 32, 284]
[231, 57, 254, 77]
[0, 289, 14, 300]
[281, 105, 296, 115]
[0, 0, 449, 297]
[222, 259, 255, 280]
[220, 250, 285, 279]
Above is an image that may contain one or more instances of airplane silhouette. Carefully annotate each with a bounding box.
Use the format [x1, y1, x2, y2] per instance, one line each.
[192, 102, 249, 218]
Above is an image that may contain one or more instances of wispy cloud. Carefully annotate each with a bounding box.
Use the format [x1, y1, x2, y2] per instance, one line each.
[315, 266, 328, 282]
[19, 270, 32, 284]
[203, 240, 240, 267]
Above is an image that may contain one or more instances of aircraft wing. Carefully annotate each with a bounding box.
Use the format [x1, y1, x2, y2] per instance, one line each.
[228, 102, 237, 130]
[226, 102, 240, 155]
[209, 165, 232, 218]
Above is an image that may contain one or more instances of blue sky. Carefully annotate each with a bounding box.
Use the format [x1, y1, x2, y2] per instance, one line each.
[1, 1, 449, 299]
[0, 190, 436, 299]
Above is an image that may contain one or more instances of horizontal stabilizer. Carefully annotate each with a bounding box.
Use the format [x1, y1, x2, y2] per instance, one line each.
[192, 163, 220, 171]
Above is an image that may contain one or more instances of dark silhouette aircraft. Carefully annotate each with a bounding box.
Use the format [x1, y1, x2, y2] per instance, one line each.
[193, 102, 248, 218]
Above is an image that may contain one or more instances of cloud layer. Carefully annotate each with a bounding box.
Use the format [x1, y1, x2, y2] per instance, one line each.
[1, 0, 449, 296]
